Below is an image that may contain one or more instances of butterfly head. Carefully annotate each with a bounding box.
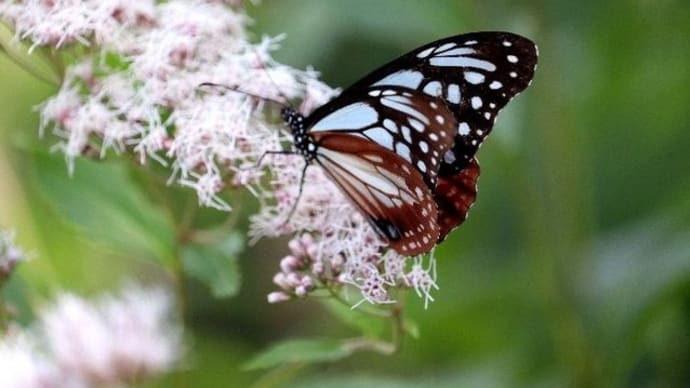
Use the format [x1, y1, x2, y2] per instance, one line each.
[280, 107, 300, 125]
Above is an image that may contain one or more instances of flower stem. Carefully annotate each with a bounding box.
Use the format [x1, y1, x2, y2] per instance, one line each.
[0, 297, 7, 334]
[389, 292, 406, 352]
[342, 337, 397, 355]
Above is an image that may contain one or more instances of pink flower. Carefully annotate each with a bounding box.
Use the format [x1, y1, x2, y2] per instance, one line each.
[0, 283, 181, 386]
[1, 0, 441, 306]
[0, 229, 27, 280]
[0, 331, 61, 388]
[41, 284, 182, 385]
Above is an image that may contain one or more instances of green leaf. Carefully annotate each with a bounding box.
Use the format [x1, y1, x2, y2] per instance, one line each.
[402, 318, 420, 339]
[321, 299, 386, 337]
[579, 207, 690, 382]
[244, 338, 352, 370]
[0, 21, 61, 86]
[181, 232, 243, 298]
[31, 153, 176, 264]
[583, 211, 690, 337]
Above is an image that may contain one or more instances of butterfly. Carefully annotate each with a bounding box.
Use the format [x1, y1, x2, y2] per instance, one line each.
[280, 31, 537, 256]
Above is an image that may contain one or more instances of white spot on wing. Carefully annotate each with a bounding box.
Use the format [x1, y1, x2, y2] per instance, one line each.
[372, 189, 396, 208]
[446, 83, 460, 104]
[395, 142, 411, 162]
[417, 46, 435, 58]
[364, 154, 383, 163]
[507, 55, 518, 63]
[471, 96, 483, 109]
[464, 71, 485, 84]
[401, 190, 416, 205]
[372, 70, 425, 89]
[458, 122, 470, 136]
[401, 125, 412, 143]
[381, 95, 430, 125]
[429, 56, 497, 71]
[423, 81, 442, 97]
[311, 102, 378, 132]
[383, 118, 398, 134]
[408, 118, 424, 132]
[419, 141, 429, 153]
[490, 80, 503, 89]
[444, 150, 456, 163]
[436, 47, 474, 56]
[436, 42, 457, 52]
[364, 127, 394, 150]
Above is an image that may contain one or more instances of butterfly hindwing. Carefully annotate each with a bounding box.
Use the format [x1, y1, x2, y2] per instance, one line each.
[434, 157, 480, 241]
[313, 132, 439, 255]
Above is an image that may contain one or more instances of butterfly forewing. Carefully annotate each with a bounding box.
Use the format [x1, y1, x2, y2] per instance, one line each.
[313, 132, 439, 255]
[340, 31, 538, 174]
[306, 86, 457, 188]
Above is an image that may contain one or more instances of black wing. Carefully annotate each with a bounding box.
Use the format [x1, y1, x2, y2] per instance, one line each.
[313, 31, 538, 176]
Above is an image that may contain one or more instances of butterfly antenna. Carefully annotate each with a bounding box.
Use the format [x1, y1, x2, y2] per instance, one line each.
[197, 82, 290, 107]
[249, 47, 297, 110]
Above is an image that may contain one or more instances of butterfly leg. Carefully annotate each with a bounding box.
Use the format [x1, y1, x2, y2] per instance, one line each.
[280, 160, 310, 229]
[240, 150, 295, 171]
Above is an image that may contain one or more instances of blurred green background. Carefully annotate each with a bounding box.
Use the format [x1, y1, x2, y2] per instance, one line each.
[1, 0, 690, 387]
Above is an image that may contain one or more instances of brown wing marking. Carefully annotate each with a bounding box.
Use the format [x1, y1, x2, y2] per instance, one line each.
[314, 132, 439, 255]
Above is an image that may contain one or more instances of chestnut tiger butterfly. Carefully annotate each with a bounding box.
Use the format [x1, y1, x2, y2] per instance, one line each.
[220, 31, 537, 256]
[277, 31, 538, 255]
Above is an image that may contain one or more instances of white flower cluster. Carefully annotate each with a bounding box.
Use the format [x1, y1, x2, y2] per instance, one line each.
[0, 285, 182, 387]
[0, 0, 439, 305]
[266, 231, 439, 307]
